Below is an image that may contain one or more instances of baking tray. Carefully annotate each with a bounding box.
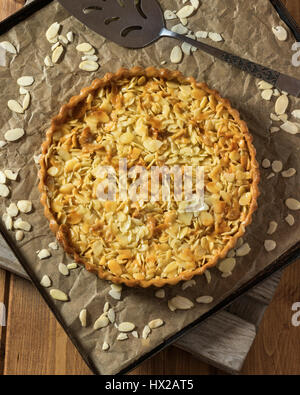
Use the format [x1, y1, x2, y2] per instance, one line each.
[0, 0, 300, 375]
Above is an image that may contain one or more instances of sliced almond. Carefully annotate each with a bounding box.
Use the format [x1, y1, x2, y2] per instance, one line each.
[142, 325, 151, 339]
[278, 114, 288, 122]
[285, 214, 295, 226]
[272, 26, 288, 41]
[182, 280, 196, 291]
[204, 269, 211, 284]
[270, 127, 279, 133]
[79, 60, 99, 72]
[107, 308, 115, 323]
[171, 24, 188, 35]
[272, 160, 283, 173]
[117, 333, 128, 341]
[50, 288, 69, 302]
[66, 31, 74, 43]
[218, 257, 236, 273]
[40, 275, 51, 288]
[275, 95, 289, 115]
[58, 35, 68, 45]
[102, 342, 109, 351]
[196, 31, 208, 39]
[44, 55, 53, 67]
[282, 168, 296, 178]
[17, 76, 34, 87]
[58, 263, 69, 276]
[170, 295, 194, 310]
[180, 17, 188, 26]
[170, 45, 183, 64]
[270, 113, 280, 121]
[15, 230, 24, 242]
[6, 203, 18, 217]
[4, 169, 19, 181]
[164, 10, 177, 20]
[37, 248, 51, 259]
[48, 241, 59, 250]
[15, 219, 31, 231]
[236, 243, 251, 257]
[266, 172, 275, 180]
[7, 100, 24, 114]
[267, 221, 278, 235]
[52, 45, 64, 63]
[0, 184, 10, 197]
[291, 110, 300, 119]
[177, 5, 195, 19]
[280, 121, 299, 135]
[258, 80, 273, 90]
[94, 314, 109, 330]
[67, 262, 77, 270]
[79, 309, 87, 327]
[118, 322, 135, 332]
[51, 42, 60, 51]
[191, 0, 200, 9]
[0, 41, 17, 54]
[2, 213, 12, 230]
[285, 198, 300, 211]
[0, 170, 6, 184]
[132, 331, 139, 338]
[261, 158, 271, 169]
[208, 32, 223, 42]
[17, 200, 32, 213]
[76, 42, 93, 52]
[264, 240, 276, 252]
[0, 141, 7, 148]
[181, 42, 192, 56]
[46, 22, 60, 42]
[148, 319, 164, 329]
[108, 289, 121, 300]
[196, 295, 214, 304]
[83, 48, 95, 56]
[19, 87, 28, 95]
[155, 289, 165, 299]
[81, 55, 98, 62]
[261, 89, 273, 101]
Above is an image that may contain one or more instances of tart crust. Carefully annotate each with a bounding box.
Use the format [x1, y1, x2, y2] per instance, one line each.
[38, 66, 260, 288]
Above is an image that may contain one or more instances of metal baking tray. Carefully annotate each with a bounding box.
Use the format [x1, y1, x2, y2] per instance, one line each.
[0, 0, 300, 375]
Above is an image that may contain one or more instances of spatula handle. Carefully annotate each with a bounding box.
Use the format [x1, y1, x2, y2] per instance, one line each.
[160, 28, 300, 97]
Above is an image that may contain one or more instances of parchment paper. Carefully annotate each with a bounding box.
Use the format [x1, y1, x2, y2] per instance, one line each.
[0, 0, 299, 375]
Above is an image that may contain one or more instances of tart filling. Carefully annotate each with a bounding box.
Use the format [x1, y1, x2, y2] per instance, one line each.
[39, 67, 259, 287]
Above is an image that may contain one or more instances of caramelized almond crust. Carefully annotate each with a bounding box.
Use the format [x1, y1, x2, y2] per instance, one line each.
[38, 66, 260, 288]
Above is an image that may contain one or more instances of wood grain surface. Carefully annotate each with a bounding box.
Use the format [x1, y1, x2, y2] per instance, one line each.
[0, 0, 300, 375]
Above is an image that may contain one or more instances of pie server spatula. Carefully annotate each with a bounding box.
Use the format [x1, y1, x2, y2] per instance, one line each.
[58, 0, 300, 97]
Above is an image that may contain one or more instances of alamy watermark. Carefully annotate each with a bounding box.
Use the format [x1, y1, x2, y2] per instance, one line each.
[0, 302, 6, 327]
[291, 302, 300, 327]
[95, 159, 205, 212]
[291, 42, 300, 67]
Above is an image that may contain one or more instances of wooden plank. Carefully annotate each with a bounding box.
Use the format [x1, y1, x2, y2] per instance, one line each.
[0, 269, 9, 374]
[0, 0, 24, 21]
[3, 274, 91, 375]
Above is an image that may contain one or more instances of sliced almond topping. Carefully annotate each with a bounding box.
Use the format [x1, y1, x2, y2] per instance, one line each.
[51, 42, 60, 51]
[177, 5, 195, 19]
[266, 172, 275, 179]
[264, 240, 276, 252]
[170, 46, 183, 64]
[170, 295, 194, 310]
[191, 0, 200, 9]
[117, 333, 128, 341]
[48, 241, 59, 250]
[196, 295, 214, 304]
[66, 31, 74, 43]
[81, 55, 98, 62]
[272, 26, 288, 41]
[0, 41, 17, 54]
[278, 114, 288, 122]
[79, 60, 99, 72]
[7, 100, 24, 114]
[267, 221, 278, 235]
[142, 325, 151, 339]
[17, 200, 32, 213]
[4, 169, 19, 181]
[46, 22, 60, 42]
[0, 184, 10, 197]
[181, 41, 192, 56]
[79, 309, 87, 327]
[52, 45, 64, 63]
[107, 308, 115, 323]
[285, 214, 295, 226]
[17, 76, 34, 87]
[273, 89, 280, 97]
[291, 110, 300, 119]
[179, 17, 188, 26]
[102, 342, 109, 351]
[103, 302, 110, 313]
[204, 269, 211, 284]
[282, 168, 296, 178]
[168, 299, 177, 312]
[94, 314, 109, 330]
[272, 160, 283, 173]
[108, 289, 121, 300]
[132, 331, 139, 338]
[0, 170, 5, 184]
[258, 80, 273, 90]
[270, 127, 279, 133]
[218, 257, 236, 273]
[50, 288, 69, 302]
[7, 203, 18, 217]
[15, 230, 24, 240]
[285, 198, 300, 211]
[76, 43, 93, 52]
[227, 249, 236, 258]
[2, 213, 12, 230]
[58, 263, 69, 276]
[208, 32, 223, 42]
[196, 31, 208, 39]
[262, 158, 271, 169]
[40, 275, 51, 288]
[270, 113, 280, 121]
[155, 289, 165, 299]
[44, 55, 53, 67]
[171, 24, 188, 35]
[275, 95, 289, 115]
[261, 89, 273, 101]
[37, 248, 51, 259]
[22, 92, 31, 110]
[164, 10, 177, 20]
[67, 263, 77, 270]
[148, 319, 164, 329]
[182, 279, 196, 291]
[58, 35, 68, 45]
[236, 243, 251, 257]
[280, 121, 299, 135]
[83, 48, 95, 56]
[118, 322, 135, 332]
[0, 141, 7, 148]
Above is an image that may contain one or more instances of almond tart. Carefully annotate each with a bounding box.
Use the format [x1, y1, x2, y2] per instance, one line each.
[39, 67, 259, 288]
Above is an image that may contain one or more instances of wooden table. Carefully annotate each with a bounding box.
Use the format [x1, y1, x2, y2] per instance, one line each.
[0, 0, 300, 375]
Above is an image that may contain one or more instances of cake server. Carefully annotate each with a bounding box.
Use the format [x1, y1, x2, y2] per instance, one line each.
[58, 0, 300, 97]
